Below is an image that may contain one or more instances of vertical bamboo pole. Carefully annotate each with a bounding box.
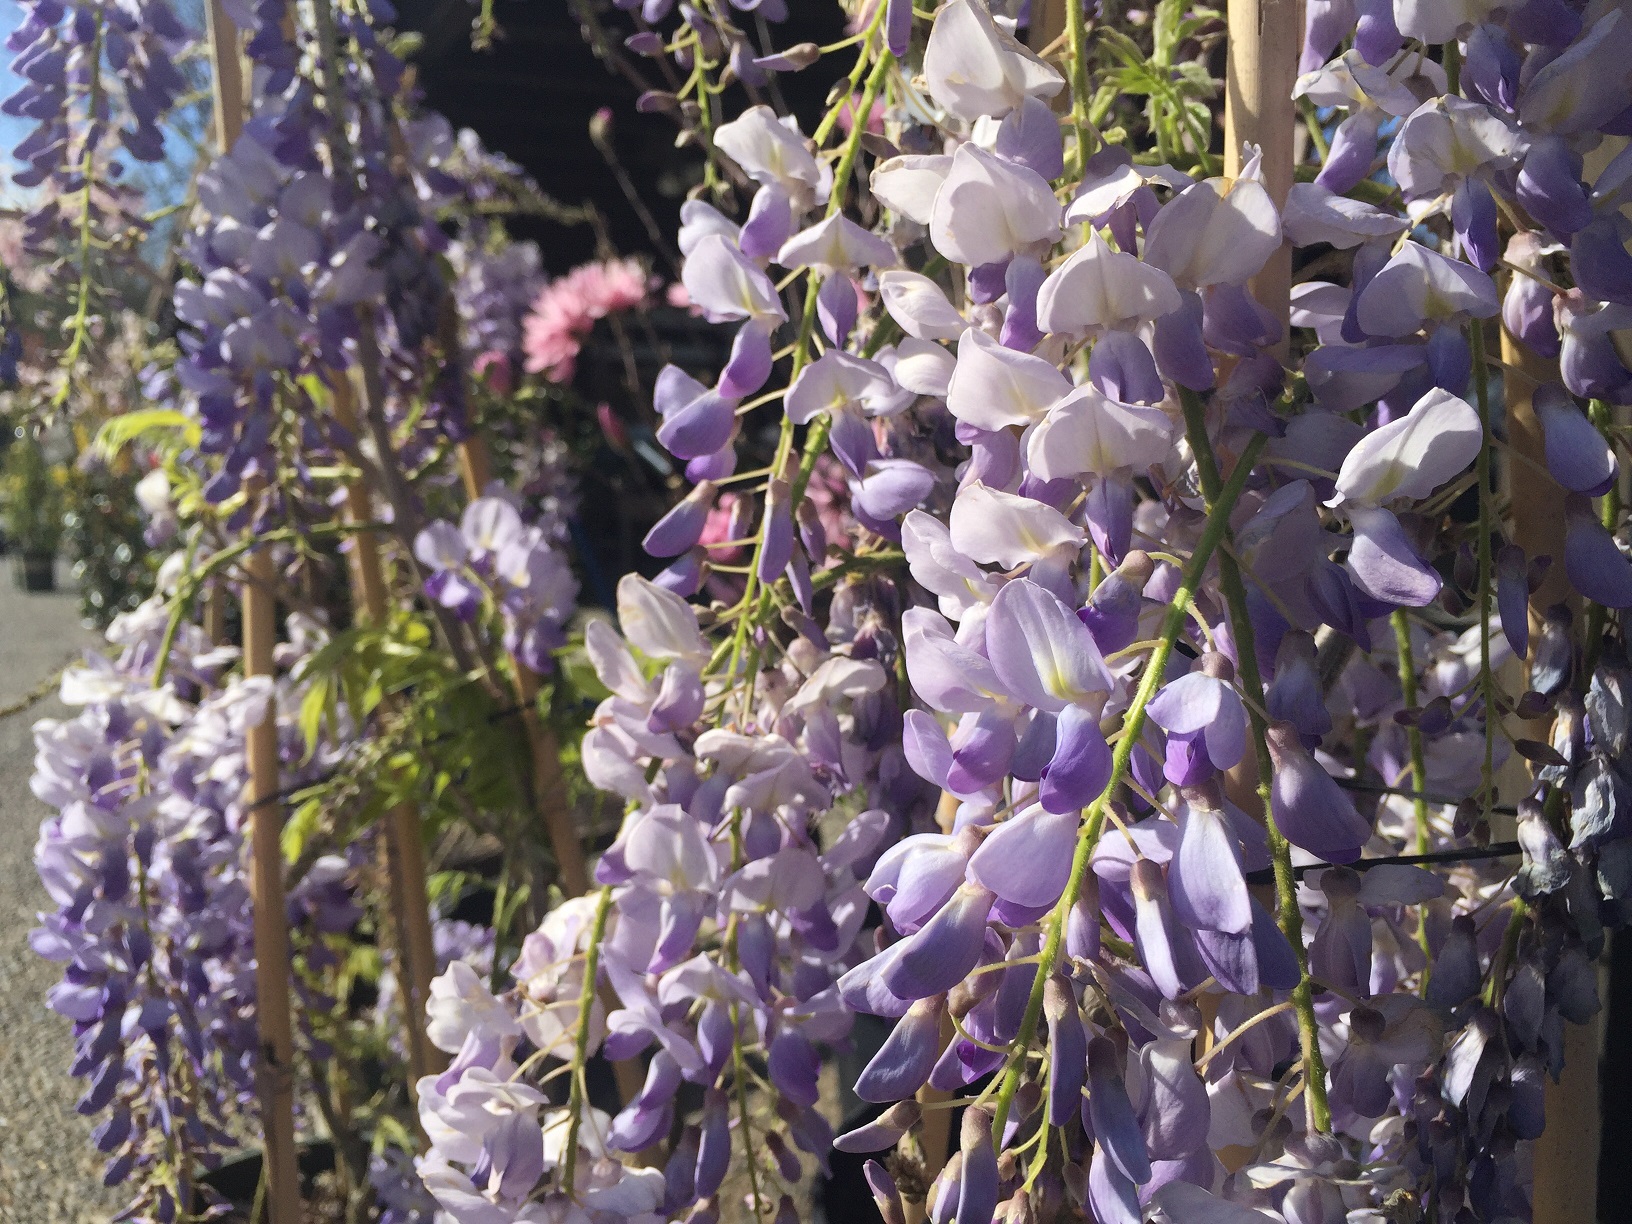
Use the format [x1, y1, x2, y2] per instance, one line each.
[1224, 0, 1303, 334]
[1026, 0, 1068, 59]
[203, 0, 243, 152]
[901, 791, 962, 1223]
[452, 433, 592, 897]
[1502, 337, 1572, 621]
[332, 377, 441, 1092]
[205, 8, 301, 1221]
[200, 0, 241, 649]
[1504, 319, 1603, 1224]
[243, 536, 303, 1223]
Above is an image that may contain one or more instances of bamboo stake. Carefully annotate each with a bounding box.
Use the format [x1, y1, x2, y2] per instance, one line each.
[1224, 0, 1303, 336]
[202, 0, 244, 152]
[1501, 335, 1572, 621]
[204, 8, 301, 1221]
[242, 529, 303, 1224]
[1026, 0, 1068, 61]
[332, 376, 442, 1092]
[200, 0, 241, 649]
[902, 791, 962, 1223]
[452, 426, 647, 1107]
[1502, 315, 1604, 1224]
[452, 432, 591, 897]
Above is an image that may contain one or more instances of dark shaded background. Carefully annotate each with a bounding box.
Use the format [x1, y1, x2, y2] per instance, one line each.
[397, 0, 850, 272]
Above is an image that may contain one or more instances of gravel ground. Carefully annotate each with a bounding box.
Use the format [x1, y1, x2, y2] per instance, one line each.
[0, 565, 122, 1224]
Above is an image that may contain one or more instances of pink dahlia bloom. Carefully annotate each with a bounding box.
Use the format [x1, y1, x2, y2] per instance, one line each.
[521, 257, 651, 382]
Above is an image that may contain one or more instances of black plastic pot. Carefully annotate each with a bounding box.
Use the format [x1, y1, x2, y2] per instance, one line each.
[13, 551, 54, 592]
[193, 1139, 335, 1220]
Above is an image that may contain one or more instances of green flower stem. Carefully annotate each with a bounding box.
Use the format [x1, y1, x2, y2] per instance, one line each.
[722, 39, 893, 685]
[1586, 399, 1621, 676]
[561, 884, 616, 1198]
[989, 429, 1269, 1147]
[1179, 388, 1332, 1133]
[1390, 609, 1437, 983]
[1470, 322, 1497, 821]
[1065, 0, 1094, 175]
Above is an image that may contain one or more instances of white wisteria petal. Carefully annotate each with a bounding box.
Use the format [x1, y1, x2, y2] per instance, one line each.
[1521, 11, 1632, 136]
[945, 327, 1071, 430]
[1282, 182, 1409, 249]
[1393, 0, 1501, 47]
[948, 481, 1085, 569]
[1026, 384, 1176, 480]
[879, 269, 967, 340]
[1388, 96, 1525, 201]
[929, 143, 1062, 269]
[1354, 241, 1499, 337]
[985, 578, 1112, 711]
[785, 351, 896, 424]
[776, 213, 897, 271]
[922, 0, 1064, 122]
[902, 509, 1001, 619]
[870, 154, 953, 225]
[1346, 49, 1446, 118]
[712, 105, 824, 202]
[1143, 174, 1282, 289]
[1332, 387, 1483, 507]
[680, 233, 788, 326]
[890, 337, 956, 397]
[617, 573, 709, 665]
[1035, 229, 1183, 334]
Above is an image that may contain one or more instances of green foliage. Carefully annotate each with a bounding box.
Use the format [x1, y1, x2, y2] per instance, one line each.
[64, 463, 156, 627]
[1091, 2, 1221, 172]
[91, 408, 201, 460]
[0, 432, 66, 555]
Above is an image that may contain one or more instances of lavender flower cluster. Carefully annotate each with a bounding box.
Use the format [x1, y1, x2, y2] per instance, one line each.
[31, 593, 359, 1220]
[18, 0, 1632, 1220]
[399, 2, 1632, 1222]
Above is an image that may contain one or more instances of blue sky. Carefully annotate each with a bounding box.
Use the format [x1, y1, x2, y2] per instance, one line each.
[0, 4, 28, 205]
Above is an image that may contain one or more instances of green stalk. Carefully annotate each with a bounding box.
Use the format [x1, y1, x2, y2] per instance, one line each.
[721, 41, 893, 684]
[1470, 322, 1497, 821]
[1179, 389, 1331, 1132]
[1065, 0, 1094, 175]
[989, 430, 1269, 1145]
[1390, 609, 1436, 982]
[1388, 612, 1428, 861]
[1585, 399, 1621, 676]
[560, 885, 616, 1198]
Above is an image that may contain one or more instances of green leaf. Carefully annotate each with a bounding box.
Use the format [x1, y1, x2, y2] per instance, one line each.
[299, 674, 332, 760]
[282, 797, 323, 863]
[1153, 0, 1183, 65]
[92, 410, 201, 459]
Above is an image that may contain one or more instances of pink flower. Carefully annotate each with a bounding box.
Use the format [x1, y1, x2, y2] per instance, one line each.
[699, 492, 746, 564]
[472, 350, 514, 396]
[521, 257, 653, 382]
[836, 92, 886, 137]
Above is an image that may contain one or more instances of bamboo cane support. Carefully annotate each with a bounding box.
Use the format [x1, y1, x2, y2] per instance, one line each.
[451, 432, 592, 897]
[451, 418, 647, 1107]
[1502, 319, 1604, 1224]
[199, 0, 241, 649]
[332, 376, 442, 1091]
[205, 9, 301, 1220]
[203, 0, 244, 152]
[243, 499, 303, 1224]
[900, 790, 962, 1223]
[1224, 0, 1303, 336]
[1026, 0, 1068, 59]
[1501, 335, 1573, 621]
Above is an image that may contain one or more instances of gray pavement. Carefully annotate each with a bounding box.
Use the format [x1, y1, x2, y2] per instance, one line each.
[0, 562, 124, 1224]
